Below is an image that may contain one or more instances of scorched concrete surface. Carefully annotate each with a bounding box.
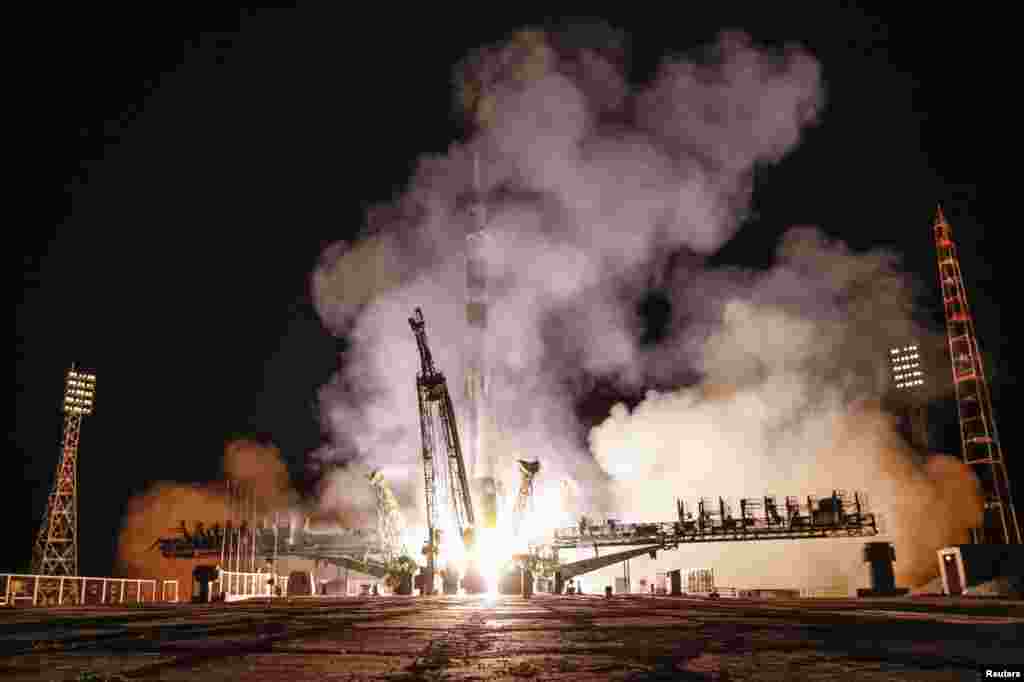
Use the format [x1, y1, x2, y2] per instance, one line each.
[0, 594, 1020, 680]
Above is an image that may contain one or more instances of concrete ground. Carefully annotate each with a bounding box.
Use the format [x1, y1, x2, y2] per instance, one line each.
[0, 593, 1020, 681]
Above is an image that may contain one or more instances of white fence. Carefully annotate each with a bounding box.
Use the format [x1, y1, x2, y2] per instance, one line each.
[0, 573, 165, 607]
[213, 569, 286, 601]
[800, 587, 852, 598]
[162, 579, 179, 602]
[679, 587, 738, 598]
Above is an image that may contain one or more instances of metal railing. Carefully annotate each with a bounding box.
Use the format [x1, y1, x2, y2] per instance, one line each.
[553, 492, 879, 549]
[213, 569, 286, 601]
[1, 573, 161, 607]
[800, 586, 851, 598]
[156, 525, 381, 561]
[162, 579, 179, 602]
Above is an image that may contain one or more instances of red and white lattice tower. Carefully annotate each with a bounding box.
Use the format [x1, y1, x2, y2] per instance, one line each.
[934, 207, 1021, 544]
[32, 366, 97, 575]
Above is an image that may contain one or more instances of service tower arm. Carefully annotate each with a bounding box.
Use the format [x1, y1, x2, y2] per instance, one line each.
[409, 308, 478, 594]
[509, 460, 540, 538]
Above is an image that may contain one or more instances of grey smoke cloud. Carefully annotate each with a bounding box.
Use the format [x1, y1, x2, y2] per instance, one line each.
[310, 26, 977, 588]
[311, 27, 824, 520]
[589, 231, 977, 587]
[306, 26, 979, 591]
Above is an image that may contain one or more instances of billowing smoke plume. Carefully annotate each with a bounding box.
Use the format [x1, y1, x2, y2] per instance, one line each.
[116, 440, 299, 586]
[314, 460, 378, 529]
[221, 439, 296, 512]
[314, 26, 822, 519]
[312, 25, 976, 588]
[590, 230, 981, 586]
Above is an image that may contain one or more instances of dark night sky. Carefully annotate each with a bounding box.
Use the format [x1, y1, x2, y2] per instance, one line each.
[12, 7, 1016, 575]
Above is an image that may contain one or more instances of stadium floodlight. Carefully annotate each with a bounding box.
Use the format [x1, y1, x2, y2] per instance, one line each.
[63, 367, 97, 415]
[888, 344, 924, 392]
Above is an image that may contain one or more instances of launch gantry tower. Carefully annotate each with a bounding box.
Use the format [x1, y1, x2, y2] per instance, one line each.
[934, 206, 1021, 544]
[32, 366, 96, 577]
[409, 307, 476, 593]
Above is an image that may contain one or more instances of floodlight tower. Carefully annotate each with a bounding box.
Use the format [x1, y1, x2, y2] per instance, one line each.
[32, 365, 96, 575]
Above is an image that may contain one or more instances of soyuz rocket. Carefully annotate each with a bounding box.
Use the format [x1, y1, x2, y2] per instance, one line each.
[464, 155, 501, 529]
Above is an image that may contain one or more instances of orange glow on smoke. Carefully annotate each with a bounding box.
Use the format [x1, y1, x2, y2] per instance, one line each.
[115, 440, 297, 592]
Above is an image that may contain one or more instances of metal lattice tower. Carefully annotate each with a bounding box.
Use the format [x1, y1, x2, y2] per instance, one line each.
[32, 366, 97, 575]
[409, 307, 477, 593]
[509, 460, 540, 537]
[934, 206, 1021, 544]
[369, 469, 406, 561]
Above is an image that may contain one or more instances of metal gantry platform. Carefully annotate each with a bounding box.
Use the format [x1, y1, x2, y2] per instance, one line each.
[155, 491, 879, 593]
[155, 524, 383, 561]
[550, 491, 878, 550]
[538, 491, 879, 591]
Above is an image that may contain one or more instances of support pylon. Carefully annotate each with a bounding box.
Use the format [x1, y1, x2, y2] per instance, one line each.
[934, 207, 1020, 544]
[32, 366, 96, 575]
[509, 460, 540, 537]
[369, 469, 406, 562]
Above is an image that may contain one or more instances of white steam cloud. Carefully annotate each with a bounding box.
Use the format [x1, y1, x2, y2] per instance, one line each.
[590, 230, 980, 587]
[311, 25, 977, 589]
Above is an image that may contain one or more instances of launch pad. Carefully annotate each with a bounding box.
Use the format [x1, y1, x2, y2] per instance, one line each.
[1, 593, 1019, 680]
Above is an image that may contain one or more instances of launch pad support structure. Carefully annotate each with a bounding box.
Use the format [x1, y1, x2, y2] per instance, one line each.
[158, 490, 880, 593]
[544, 491, 879, 588]
[409, 308, 477, 594]
[551, 491, 877, 550]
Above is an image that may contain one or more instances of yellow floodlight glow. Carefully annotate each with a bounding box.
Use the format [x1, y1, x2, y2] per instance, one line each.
[63, 367, 97, 416]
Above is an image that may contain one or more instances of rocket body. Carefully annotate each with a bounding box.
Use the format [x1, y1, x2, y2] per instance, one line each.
[465, 199, 499, 529]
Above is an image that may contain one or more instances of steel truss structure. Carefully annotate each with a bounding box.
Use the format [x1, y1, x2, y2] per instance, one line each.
[32, 366, 96, 580]
[550, 491, 878, 550]
[933, 206, 1020, 544]
[155, 523, 382, 560]
[155, 485, 882, 599]
[409, 307, 477, 593]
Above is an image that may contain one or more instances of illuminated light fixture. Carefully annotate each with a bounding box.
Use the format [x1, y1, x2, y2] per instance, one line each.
[63, 367, 97, 416]
[888, 342, 926, 391]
